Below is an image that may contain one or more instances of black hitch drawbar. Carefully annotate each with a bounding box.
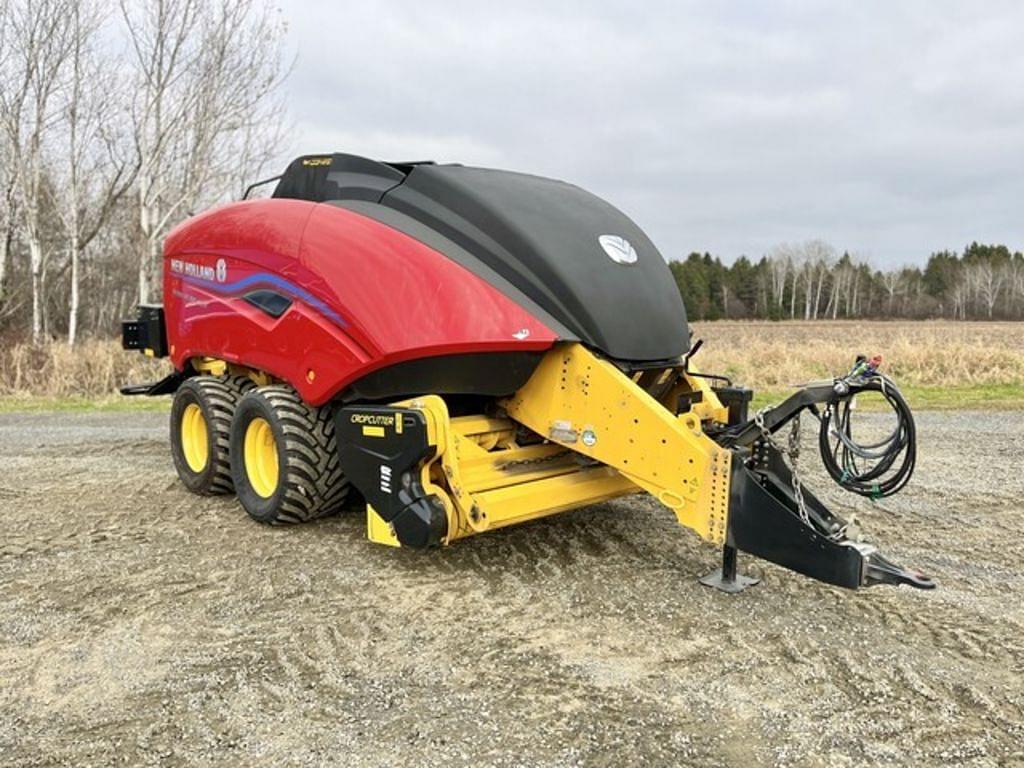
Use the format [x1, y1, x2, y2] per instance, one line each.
[700, 370, 935, 593]
[706, 455, 935, 591]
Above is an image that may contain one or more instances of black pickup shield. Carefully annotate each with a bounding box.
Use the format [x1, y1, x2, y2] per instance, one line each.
[334, 405, 447, 549]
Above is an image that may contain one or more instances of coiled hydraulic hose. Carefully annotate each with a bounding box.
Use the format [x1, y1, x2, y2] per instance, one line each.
[817, 359, 916, 499]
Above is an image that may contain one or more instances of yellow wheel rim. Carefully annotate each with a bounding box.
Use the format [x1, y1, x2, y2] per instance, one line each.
[181, 403, 209, 473]
[244, 417, 279, 498]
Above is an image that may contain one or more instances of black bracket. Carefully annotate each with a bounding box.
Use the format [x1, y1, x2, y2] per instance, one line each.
[721, 382, 836, 448]
[121, 304, 168, 357]
[723, 456, 935, 590]
[120, 370, 186, 396]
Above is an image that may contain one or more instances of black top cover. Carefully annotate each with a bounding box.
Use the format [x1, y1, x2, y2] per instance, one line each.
[272, 154, 407, 202]
[273, 154, 689, 363]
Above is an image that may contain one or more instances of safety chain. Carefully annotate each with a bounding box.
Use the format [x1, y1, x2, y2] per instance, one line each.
[753, 409, 811, 528]
[753, 409, 855, 541]
[498, 449, 573, 471]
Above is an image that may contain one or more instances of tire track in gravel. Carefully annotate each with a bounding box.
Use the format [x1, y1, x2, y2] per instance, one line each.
[2, 409, 1024, 767]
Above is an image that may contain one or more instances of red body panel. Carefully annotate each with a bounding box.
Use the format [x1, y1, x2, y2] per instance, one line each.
[163, 200, 557, 404]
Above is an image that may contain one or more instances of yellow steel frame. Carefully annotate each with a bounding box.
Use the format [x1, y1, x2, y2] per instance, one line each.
[366, 343, 733, 548]
[192, 357, 275, 387]
[366, 394, 638, 546]
[502, 343, 732, 545]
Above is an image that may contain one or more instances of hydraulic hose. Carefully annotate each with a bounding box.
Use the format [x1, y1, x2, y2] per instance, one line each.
[817, 364, 916, 499]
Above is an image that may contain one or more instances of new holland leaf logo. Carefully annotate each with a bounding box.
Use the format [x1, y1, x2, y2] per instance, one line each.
[598, 235, 638, 265]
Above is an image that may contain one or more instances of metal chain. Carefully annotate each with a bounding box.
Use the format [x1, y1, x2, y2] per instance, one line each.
[753, 409, 811, 528]
[498, 450, 573, 471]
[787, 416, 810, 528]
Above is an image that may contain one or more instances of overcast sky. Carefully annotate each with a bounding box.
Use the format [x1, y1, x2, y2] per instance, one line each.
[273, 1, 1024, 267]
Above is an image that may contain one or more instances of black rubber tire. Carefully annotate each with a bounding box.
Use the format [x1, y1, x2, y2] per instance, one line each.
[230, 385, 349, 524]
[170, 375, 254, 495]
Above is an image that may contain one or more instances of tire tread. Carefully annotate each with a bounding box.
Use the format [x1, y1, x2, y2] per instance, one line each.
[236, 385, 349, 523]
[172, 374, 254, 495]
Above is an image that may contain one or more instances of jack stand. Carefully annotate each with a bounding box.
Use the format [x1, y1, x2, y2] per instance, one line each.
[699, 544, 760, 593]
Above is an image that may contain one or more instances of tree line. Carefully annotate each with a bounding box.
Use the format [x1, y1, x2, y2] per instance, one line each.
[672, 241, 1024, 321]
[0, 0, 287, 344]
[2, 2, 1022, 346]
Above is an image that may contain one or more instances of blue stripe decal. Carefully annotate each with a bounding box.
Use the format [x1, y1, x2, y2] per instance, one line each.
[182, 273, 347, 327]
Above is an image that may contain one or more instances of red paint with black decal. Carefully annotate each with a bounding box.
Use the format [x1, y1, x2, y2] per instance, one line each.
[163, 199, 557, 404]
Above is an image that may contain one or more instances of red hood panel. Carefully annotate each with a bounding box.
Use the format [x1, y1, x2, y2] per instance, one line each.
[162, 200, 557, 404]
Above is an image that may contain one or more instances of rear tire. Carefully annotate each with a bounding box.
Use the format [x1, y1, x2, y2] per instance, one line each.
[170, 375, 254, 495]
[230, 386, 349, 524]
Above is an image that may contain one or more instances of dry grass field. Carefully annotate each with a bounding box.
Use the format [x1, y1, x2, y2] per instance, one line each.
[691, 320, 1024, 387]
[692, 320, 1024, 409]
[0, 321, 1022, 410]
[0, 338, 167, 406]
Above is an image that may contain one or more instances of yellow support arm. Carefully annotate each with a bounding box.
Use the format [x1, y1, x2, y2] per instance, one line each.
[502, 343, 732, 545]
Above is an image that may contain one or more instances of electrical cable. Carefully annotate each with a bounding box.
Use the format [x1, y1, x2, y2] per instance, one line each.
[817, 367, 916, 499]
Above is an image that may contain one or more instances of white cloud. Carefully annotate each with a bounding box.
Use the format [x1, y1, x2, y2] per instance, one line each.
[272, 0, 1024, 265]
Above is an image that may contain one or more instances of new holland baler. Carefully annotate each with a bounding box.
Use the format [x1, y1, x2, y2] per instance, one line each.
[122, 153, 933, 592]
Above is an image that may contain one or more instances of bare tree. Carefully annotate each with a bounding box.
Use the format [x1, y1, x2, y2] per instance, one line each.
[950, 277, 968, 320]
[0, 0, 78, 343]
[0, 131, 16, 311]
[121, 0, 288, 304]
[0, 189, 12, 301]
[1010, 259, 1024, 318]
[56, 1, 137, 344]
[767, 244, 791, 312]
[848, 266, 861, 316]
[801, 257, 813, 319]
[0, 0, 16, 308]
[807, 241, 834, 319]
[970, 260, 1004, 319]
[767, 243, 801, 319]
[825, 257, 852, 319]
[881, 270, 904, 314]
[789, 241, 834, 320]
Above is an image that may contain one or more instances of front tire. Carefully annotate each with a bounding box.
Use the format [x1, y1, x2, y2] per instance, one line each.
[170, 375, 254, 495]
[230, 386, 349, 524]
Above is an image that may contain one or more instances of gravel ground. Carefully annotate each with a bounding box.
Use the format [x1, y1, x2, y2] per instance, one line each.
[1, 410, 1022, 767]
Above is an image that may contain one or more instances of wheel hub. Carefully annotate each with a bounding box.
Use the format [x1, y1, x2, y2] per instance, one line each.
[181, 403, 209, 473]
[244, 417, 279, 498]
